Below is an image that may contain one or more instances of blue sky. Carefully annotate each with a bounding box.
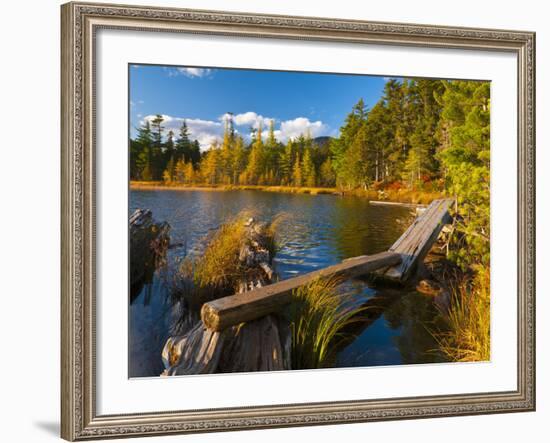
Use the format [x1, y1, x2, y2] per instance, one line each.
[129, 64, 391, 149]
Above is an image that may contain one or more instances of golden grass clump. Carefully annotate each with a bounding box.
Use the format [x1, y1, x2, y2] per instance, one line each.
[193, 214, 250, 291]
[435, 266, 490, 362]
[190, 210, 279, 294]
[289, 277, 365, 369]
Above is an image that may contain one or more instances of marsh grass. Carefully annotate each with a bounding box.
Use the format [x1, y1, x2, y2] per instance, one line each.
[288, 277, 367, 369]
[173, 210, 281, 311]
[435, 266, 490, 362]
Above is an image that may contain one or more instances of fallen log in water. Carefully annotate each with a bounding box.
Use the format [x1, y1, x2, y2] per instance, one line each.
[129, 208, 170, 299]
[201, 251, 402, 332]
[161, 217, 290, 376]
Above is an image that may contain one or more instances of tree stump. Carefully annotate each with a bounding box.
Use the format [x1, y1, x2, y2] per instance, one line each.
[161, 217, 290, 376]
[130, 208, 170, 300]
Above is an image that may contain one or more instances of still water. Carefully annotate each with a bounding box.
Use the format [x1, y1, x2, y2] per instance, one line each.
[129, 189, 446, 377]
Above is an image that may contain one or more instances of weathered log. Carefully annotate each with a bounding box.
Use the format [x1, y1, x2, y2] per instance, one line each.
[380, 198, 454, 283]
[161, 322, 225, 375]
[201, 251, 402, 332]
[217, 314, 288, 373]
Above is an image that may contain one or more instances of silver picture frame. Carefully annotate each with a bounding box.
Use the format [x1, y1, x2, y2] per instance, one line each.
[61, 2, 536, 440]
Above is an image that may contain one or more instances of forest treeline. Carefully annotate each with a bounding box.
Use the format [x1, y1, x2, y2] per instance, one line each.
[131, 78, 490, 266]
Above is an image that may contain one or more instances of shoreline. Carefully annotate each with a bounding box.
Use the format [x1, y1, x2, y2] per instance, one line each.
[129, 181, 444, 205]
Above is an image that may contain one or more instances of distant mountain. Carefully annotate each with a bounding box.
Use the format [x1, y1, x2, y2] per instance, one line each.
[312, 136, 333, 148]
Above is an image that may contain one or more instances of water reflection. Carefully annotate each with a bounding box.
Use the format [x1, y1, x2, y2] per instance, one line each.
[129, 189, 446, 377]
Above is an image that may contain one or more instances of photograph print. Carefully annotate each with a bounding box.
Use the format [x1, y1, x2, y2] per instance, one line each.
[128, 64, 490, 378]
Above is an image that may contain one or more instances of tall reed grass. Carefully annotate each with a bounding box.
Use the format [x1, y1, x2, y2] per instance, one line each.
[289, 277, 366, 369]
[435, 266, 490, 362]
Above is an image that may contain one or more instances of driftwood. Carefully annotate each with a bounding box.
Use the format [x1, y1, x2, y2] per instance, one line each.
[161, 217, 289, 376]
[201, 251, 402, 332]
[161, 322, 225, 375]
[130, 208, 170, 299]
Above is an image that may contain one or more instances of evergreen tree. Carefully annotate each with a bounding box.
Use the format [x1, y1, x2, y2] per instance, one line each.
[245, 123, 265, 184]
[232, 136, 248, 184]
[302, 148, 316, 187]
[190, 140, 201, 166]
[292, 155, 302, 187]
[338, 125, 369, 189]
[176, 120, 192, 163]
[279, 140, 295, 185]
[150, 114, 165, 180]
[319, 158, 336, 187]
[264, 119, 280, 183]
[164, 130, 176, 182]
[331, 99, 368, 187]
[437, 81, 490, 266]
[200, 143, 221, 185]
[135, 120, 153, 181]
[221, 114, 235, 184]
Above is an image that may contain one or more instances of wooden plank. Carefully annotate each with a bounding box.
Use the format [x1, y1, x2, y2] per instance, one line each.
[201, 251, 402, 331]
[382, 198, 454, 282]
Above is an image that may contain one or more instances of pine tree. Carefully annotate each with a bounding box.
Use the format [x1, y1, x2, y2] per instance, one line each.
[149, 114, 165, 180]
[221, 114, 235, 184]
[164, 130, 176, 182]
[437, 80, 490, 266]
[135, 120, 153, 181]
[244, 123, 264, 184]
[232, 136, 248, 184]
[174, 159, 186, 183]
[339, 125, 369, 189]
[331, 99, 368, 187]
[200, 143, 221, 185]
[264, 119, 280, 184]
[185, 161, 196, 184]
[190, 140, 201, 166]
[292, 155, 302, 187]
[302, 148, 316, 187]
[319, 158, 336, 187]
[176, 120, 192, 163]
[279, 140, 295, 185]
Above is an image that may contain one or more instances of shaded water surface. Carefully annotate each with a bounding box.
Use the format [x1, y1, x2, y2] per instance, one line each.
[129, 189, 446, 377]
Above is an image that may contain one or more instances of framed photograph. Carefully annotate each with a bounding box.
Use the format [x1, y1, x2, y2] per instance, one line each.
[61, 1, 535, 440]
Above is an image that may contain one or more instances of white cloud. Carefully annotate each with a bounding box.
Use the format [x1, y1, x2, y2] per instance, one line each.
[228, 112, 274, 130]
[277, 117, 329, 141]
[141, 114, 223, 150]
[140, 112, 330, 150]
[165, 67, 212, 78]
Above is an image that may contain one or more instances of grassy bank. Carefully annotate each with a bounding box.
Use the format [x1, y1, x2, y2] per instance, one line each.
[172, 210, 280, 311]
[130, 180, 443, 204]
[435, 267, 490, 362]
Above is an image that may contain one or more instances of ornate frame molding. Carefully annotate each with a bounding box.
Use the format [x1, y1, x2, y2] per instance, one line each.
[61, 2, 535, 440]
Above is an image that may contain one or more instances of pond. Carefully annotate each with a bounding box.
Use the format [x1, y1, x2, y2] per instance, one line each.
[129, 189, 447, 377]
